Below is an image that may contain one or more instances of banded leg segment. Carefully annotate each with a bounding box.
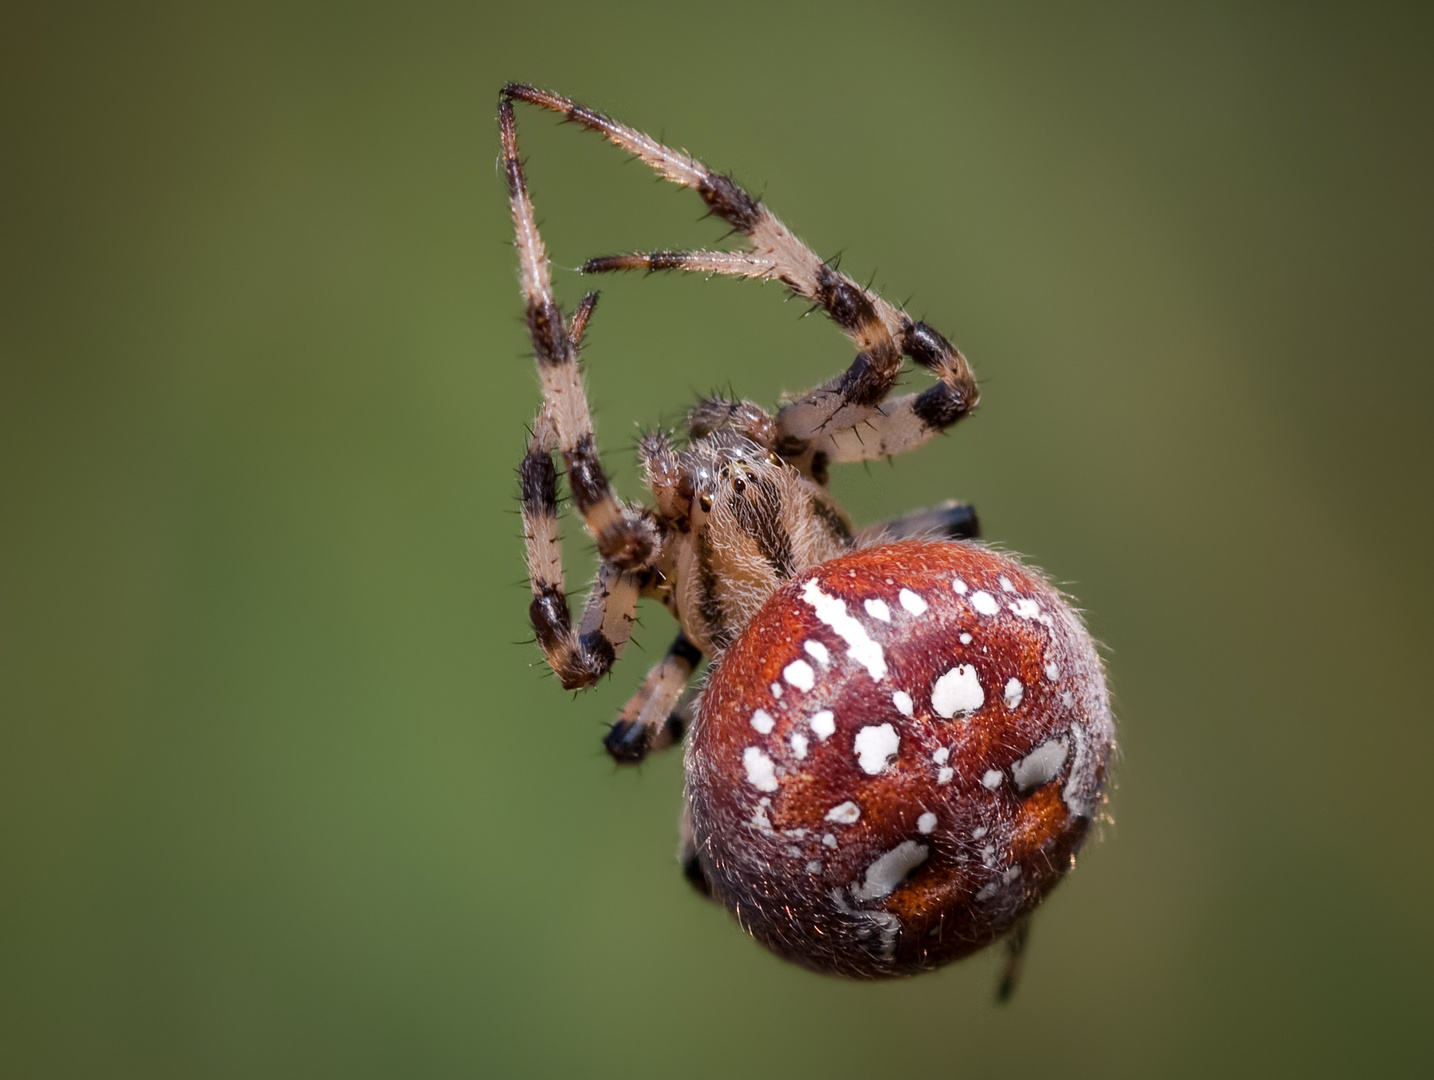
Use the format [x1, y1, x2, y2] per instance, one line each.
[603, 632, 703, 763]
[500, 85, 977, 467]
[520, 407, 644, 690]
[500, 97, 657, 567]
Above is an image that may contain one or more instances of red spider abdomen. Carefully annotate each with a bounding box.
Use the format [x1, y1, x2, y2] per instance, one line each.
[685, 541, 1113, 978]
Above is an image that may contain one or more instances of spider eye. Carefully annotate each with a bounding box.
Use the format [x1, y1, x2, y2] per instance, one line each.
[732, 477, 746, 495]
[699, 494, 713, 513]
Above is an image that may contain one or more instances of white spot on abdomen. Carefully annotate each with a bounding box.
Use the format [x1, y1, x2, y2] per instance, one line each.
[898, 589, 928, 616]
[801, 579, 887, 681]
[931, 664, 984, 719]
[1004, 678, 1024, 709]
[825, 800, 861, 824]
[790, 732, 809, 759]
[783, 659, 815, 691]
[917, 812, 937, 834]
[1009, 598, 1055, 626]
[743, 747, 779, 792]
[850, 841, 928, 901]
[971, 590, 1000, 616]
[892, 690, 914, 717]
[982, 768, 1004, 789]
[1012, 737, 1069, 793]
[952, 577, 969, 595]
[809, 710, 836, 740]
[803, 639, 830, 665]
[864, 598, 891, 622]
[853, 723, 900, 775]
[750, 709, 775, 734]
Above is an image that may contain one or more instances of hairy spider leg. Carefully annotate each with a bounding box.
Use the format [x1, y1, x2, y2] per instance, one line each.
[855, 500, 982, 546]
[498, 85, 977, 474]
[503, 99, 658, 689]
[996, 915, 1033, 1004]
[604, 632, 703, 762]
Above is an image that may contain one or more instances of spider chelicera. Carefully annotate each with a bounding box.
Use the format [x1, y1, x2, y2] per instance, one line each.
[500, 85, 1113, 989]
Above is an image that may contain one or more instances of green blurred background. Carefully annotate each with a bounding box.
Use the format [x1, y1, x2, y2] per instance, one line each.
[4, 1, 1431, 1076]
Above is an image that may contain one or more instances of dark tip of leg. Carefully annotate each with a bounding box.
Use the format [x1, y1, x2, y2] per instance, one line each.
[681, 850, 712, 896]
[603, 719, 651, 764]
[995, 917, 1031, 1003]
[663, 714, 687, 743]
[944, 503, 981, 541]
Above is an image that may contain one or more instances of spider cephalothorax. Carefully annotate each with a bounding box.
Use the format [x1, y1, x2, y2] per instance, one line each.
[500, 85, 1113, 991]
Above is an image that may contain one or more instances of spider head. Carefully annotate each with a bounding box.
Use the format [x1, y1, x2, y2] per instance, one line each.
[684, 432, 787, 523]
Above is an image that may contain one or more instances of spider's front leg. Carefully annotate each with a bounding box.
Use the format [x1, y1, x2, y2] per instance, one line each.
[497, 85, 977, 474]
[603, 632, 702, 763]
[504, 99, 659, 689]
[520, 404, 652, 689]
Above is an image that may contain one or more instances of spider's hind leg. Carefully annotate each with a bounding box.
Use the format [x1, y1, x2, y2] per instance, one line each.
[678, 800, 715, 899]
[996, 915, 1033, 1003]
[856, 500, 981, 546]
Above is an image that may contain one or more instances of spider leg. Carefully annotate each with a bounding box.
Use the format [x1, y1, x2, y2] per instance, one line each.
[505, 100, 660, 689]
[520, 407, 647, 689]
[603, 632, 703, 763]
[678, 799, 714, 898]
[856, 500, 981, 546]
[996, 915, 1033, 1003]
[500, 97, 658, 569]
[499, 85, 977, 470]
[583, 250, 776, 279]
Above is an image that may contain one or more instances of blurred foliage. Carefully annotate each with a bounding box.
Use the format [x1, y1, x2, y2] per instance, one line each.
[2, 1, 1430, 1076]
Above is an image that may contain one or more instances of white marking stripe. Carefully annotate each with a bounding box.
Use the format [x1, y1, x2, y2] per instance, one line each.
[1012, 737, 1069, 792]
[850, 841, 928, 901]
[801, 579, 888, 681]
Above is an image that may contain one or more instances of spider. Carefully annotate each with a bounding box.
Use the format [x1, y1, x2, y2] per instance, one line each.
[499, 85, 1114, 990]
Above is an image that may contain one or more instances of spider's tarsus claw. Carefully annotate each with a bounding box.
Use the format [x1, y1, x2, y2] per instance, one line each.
[603, 719, 652, 764]
[681, 848, 713, 897]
